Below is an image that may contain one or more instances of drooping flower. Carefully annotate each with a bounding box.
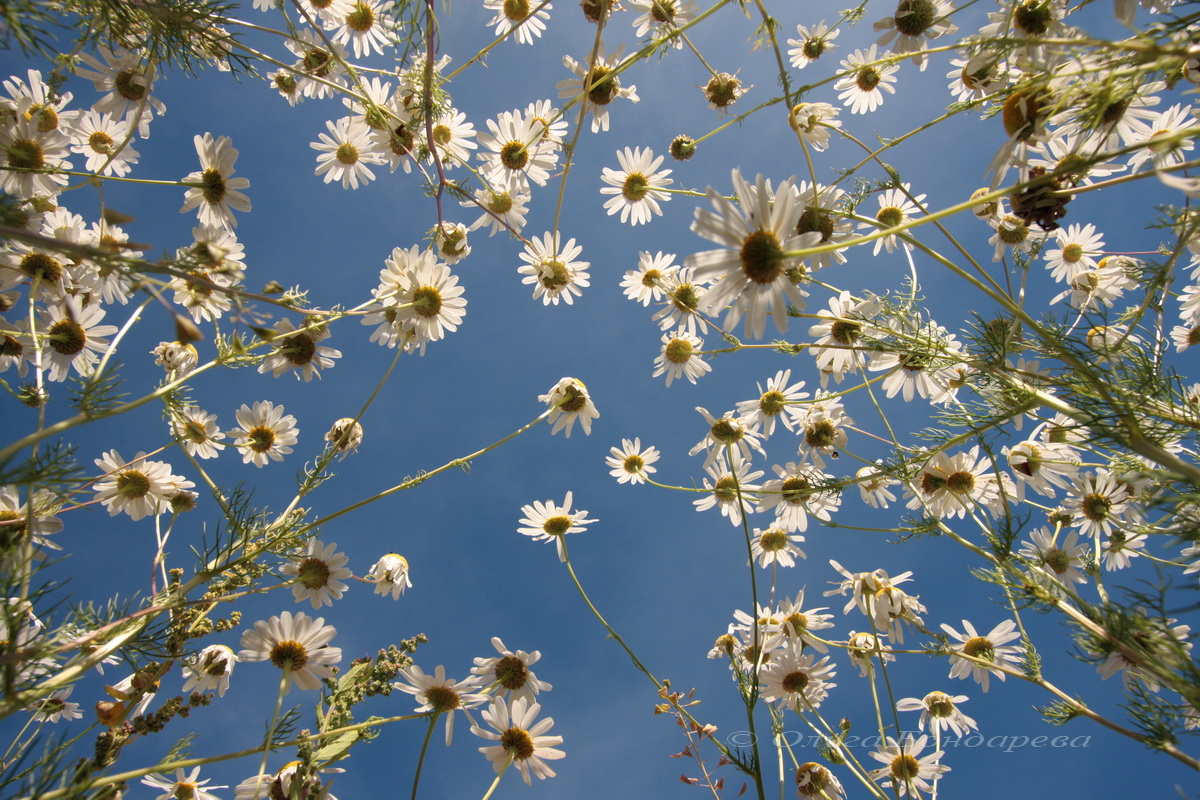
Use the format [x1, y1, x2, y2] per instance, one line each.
[368, 553, 412, 599]
[181, 644, 239, 697]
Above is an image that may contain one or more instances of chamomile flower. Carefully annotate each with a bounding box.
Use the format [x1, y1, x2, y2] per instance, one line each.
[606, 438, 660, 484]
[484, 0, 552, 45]
[735, 369, 808, 438]
[788, 103, 842, 153]
[693, 452, 763, 527]
[74, 47, 166, 135]
[859, 185, 924, 255]
[1063, 470, 1131, 539]
[238, 611, 342, 693]
[653, 328, 710, 387]
[472, 696, 565, 784]
[622, 251, 678, 306]
[465, 187, 530, 237]
[518, 491, 597, 561]
[69, 110, 138, 176]
[93, 450, 191, 522]
[651, 267, 710, 336]
[36, 298, 117, 382]
[286, 29, 349, 99]
[795, 762, 845, 799]
[1019, 527, 1089, 589]
[181, 644, 238, 697]
[312, 117, 384, 189]
[689, 407, 766, 468]
[558, 45, 639, 133]
[518, 232, 590, 306]
[906, 446, 1001, 519]
[630, 0, 695, 45]
[395, 665, 486, 745]
[757, 463, 839, 532]
[873, 0, 957, 70]
[686, 169, 818, 338]
[941, 618, 1022, 691]
[808, 291, 880, 378]
[946, 55, 1009, 102]
[478, 110, 555, 192]
[600, 146, 672, 226]
[426, 109, 478, 168]
[258, 319, 342, 381]
[750, 527, 806, 568]
[280, 539, 352, 609]
[373, 245, 467, 354]
[787, 21, 839, 69]
[179, 133, 252, 230]
[760, 647, 837, 710]
[703, 73, 748, 117]
[857, 463, 899, 508]
[0, 104, 71, 199]
[0, 485, 62, 558]
[1043, 222, 1105, 282]
[868, 735, 948, 797]
[1126, 104, 1197, 173]
[29, 688, 81, 723]
[540, 377, 598, 437]
[1003, 440, 1077, 499]
[172, 407, 226, 460]
[368, 553, 412, 599]
[142, 768, 226, 800]
[834, 46, 899, 115]
[1100, 529, 1144, 571]
[331, 0, 398, 57]
[896, 691, 976, 736]
[471, 637, 553, 701]
[229, 400, 299, 467]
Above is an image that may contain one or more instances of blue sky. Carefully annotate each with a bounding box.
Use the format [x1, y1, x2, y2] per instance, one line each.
[2, 1, 1198, 798]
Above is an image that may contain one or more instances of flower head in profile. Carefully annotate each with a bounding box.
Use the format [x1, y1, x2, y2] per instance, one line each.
[181, 644, 239, 698]
[539, 377, 599, 437]
[686, 169, 819, 339]
[394, 664, 487, 745]
[606, 438, 660, 485]
[471, 637, 553, 701]
[180, 133, 251, 230]
[229, 400, 299, 467]
[280, 539, 352, 609]
[142, 768, 226, 800]
[795, 762, 844, 799]
[29, 687, 81, 723]
[238, 611, 341, 693]
[368, 553, 412, 599]
[518, 491, 597, 561]
[325, 417, 364, 457]
[471, 695, 565, 784]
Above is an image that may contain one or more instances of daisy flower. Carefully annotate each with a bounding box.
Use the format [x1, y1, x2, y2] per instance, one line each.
[787, 21, 839, 69]
[606, 438, 660, 485]
[750, 527, 806, 568]
[868, 735, 948, 797]
[477, 110, 555, 192]
[788, 103, 842, 153]
[756, 462, 839, 532]
[239, 611, 341, 693]
[651, 267, 710, 336]
[327, 416, 364, 457]
[229, 400, 299, 467]
[1051, 257, 1137, 310]
[312, 117, 384, 189]
[846, 631, 894, 677]
[73, 46, 166, 135]
[1019, 527, 1089, 590]
[471, 637, 553, 701]
[172, 407, 226, 460]
[946, 54, 1009, 103]
[693, 452, 763, 527]
[231, 761, 336, 800]
[873, 0, 957, 70]
[558, 45, 639, 133]
[686, 169, 819, 338]
[142, 768, 226, 800]
[703, 72, 748, 117]
[93, 450, 189, 522]
[906, 446, 1001, 519]
[795, 762, 845, 799]
[630, 0, 695, 45]
[181, 644, 238, 697]
[179, 133, 252, 230]
[368, 553, 412, 599]
[808, 291, 880, 378]
[989, 212, 1042, 262]
[1063, 470, 1131, 539]
[1043, 222, 1105, 282]
[29, 688, 82, 723]
[433, 222, 471, 264]
[826, 560, 913, 617]
[484, 0, 552, 45]
[857, 463, 899, 508]
[689, 406, 766, 468]
[375, 245, 468, 354]
[653, 328, 710, 387]
[472, 696, 565, 784]
[426, 109, 478, 169]
[3, 69, 77, 133]
[870, 583, 927, 644]
[518, 232, 590, 306]
[0, 485, 62, 557]
[735, 369, 808, 438]
[896, 691, 976, 736]
[280, 539, 352, 609]
[257, 319, 342, 381]
[775, 590, 835, 650]
[517, 491, 597, 561]
[600, 146, 672, 226]
[859, 185, 924, 255]
[539, 377, 598, 437]
[69, 110, 139, 177]
[465, 187, 530, 237]
[1126, 104, 1197, 173]
[286, 29, 349, 100]
[394, 665, 487, 745]
[760, 647, 837, 710]
[868, 319, 962, 404]
[0, 106, 71, 199]
[941, 618, 1022, 691]
[621, 251, 678, 306]
[1003, 439, 1077, 499]
[330, 0, 398, 57]
[1100, 529, 1144, 571]
[834, 46, 899, 115]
